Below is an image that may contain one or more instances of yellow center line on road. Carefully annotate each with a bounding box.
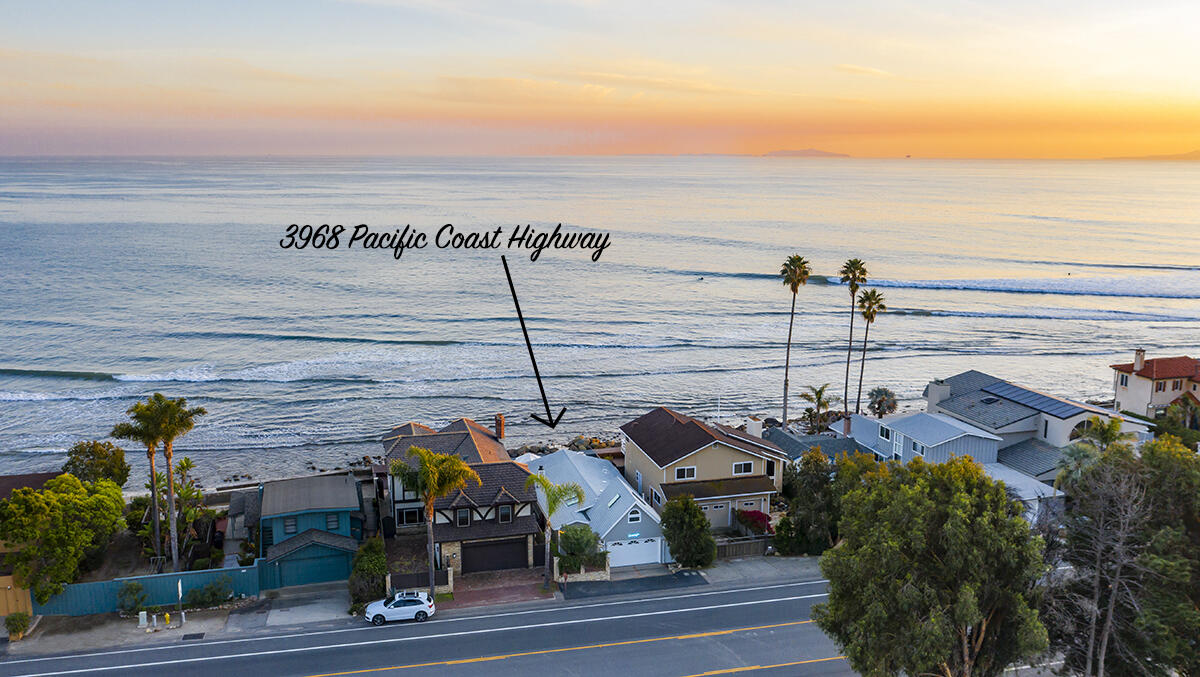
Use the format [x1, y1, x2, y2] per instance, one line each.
[678, 655, 847, 675]
[305, 620, 815, 676]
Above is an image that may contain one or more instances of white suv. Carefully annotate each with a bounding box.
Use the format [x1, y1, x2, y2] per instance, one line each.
[364, 591, 436, 625]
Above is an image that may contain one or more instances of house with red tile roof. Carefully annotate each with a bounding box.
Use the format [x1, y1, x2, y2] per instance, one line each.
[1111, 349, 1200, 418]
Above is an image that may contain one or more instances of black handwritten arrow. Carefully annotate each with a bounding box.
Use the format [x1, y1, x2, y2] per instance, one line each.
[501, 255, 567, 429]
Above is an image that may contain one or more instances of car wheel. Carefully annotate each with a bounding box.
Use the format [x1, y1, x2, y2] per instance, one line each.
[371, 615, 386, 626]
[414, 611, 428, 622]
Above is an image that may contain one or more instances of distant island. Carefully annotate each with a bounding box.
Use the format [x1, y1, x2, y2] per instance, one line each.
[1105, 149, 1200, 161]
[762, 148, 851, 158]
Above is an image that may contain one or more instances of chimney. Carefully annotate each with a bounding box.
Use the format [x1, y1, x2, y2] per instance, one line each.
[494, 413, 505, 439]
[926, 379, 951, 410]
[1134, 348, 1146, 372]
[746, 417, 763, 439]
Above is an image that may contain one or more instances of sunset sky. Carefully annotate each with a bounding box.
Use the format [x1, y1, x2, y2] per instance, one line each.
[3, 0, 1199, 157]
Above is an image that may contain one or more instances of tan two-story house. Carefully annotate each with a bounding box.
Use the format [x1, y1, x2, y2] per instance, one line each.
[618, 407, 788, 529]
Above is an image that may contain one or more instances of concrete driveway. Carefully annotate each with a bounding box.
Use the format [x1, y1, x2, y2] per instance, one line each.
[264, 583, 351, 626]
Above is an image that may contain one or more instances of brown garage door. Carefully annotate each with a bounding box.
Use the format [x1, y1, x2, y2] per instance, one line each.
[461, 538, 527, 573]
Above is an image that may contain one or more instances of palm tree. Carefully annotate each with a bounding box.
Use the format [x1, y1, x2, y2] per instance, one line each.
[1074, 415, 1134, 453]
[854, 289, 887, 414]
[112, 405, 164, 560]
[800, 384, 838, 433]
[1054, 443, 1099, 490]
[143, 393, 207, 572]
[524, 474, 586, 584]
[390, 446, 481, 600]
[838, 259, 868, 432]
[866, 386, 897, 419]
[779, 255, 812, 426]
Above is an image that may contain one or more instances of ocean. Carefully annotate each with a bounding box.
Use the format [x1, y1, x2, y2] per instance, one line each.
[1, 156, 1198, 488]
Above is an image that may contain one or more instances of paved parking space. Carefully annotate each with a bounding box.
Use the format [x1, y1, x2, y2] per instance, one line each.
[562, 570, 707, 600]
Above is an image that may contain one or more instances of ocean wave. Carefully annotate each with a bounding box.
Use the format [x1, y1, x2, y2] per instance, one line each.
[0, 367, 116, 381]
[888, 307, 1200, 322]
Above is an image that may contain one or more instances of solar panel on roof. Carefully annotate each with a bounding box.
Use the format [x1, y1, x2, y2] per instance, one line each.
[981, 382, 1086, 418]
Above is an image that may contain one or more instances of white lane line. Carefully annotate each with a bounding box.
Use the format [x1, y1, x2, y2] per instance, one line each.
[8, 593, 829, 676]
[1, 579, 829, 666]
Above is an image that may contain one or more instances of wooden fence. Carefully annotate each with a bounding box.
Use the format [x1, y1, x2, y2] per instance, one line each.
[0, 575, 33, 617]
[714, 535, 769, 559]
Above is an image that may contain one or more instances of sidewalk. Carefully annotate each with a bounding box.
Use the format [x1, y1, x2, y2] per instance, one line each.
[701, 555, 823, 586]
[438, 568, 555, 610]
[4, 608, 233, 657]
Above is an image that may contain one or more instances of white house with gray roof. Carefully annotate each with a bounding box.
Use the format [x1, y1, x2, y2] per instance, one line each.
[924, 370, 1148, 482]
[527, 449, 668, 567]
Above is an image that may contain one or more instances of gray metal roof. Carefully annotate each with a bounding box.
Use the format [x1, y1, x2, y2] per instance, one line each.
[981, 382, 1111, 420]
[529, 449, 659, 540]
[937, 390, 1038, 429]
[997, 439, 1067, 479]
[261, 473, 360, 518]
[886, 412, 1000, 447]
[762, 428, 875, 461]
[981, 463, 1062, 502]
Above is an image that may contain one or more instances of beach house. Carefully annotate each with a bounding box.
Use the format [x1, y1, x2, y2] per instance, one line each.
[528, 449, 667, 567]
[618, 407, 789, 530]
[1110, 349, 1200, 419]
[254, 473, 365, 588]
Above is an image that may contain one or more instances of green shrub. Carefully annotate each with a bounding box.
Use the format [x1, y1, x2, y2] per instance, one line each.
[191, 557, 210, 571]
[125, 495, 150, 533]
[660, 495, 716, 568]
[117, 581, 147, 614]
[183, 575, 233, 608]
[349, 601, 367, 616]
[556, 524, 606, 573]
[348, 538, 388, 606]
[772, 515, 803, 556]
[237, 552, 256, 567]
[5, 611, 31, 636]
[210, 548, 225, 565]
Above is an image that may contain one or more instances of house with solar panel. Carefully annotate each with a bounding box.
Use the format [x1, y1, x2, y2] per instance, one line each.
[922, 370, 1148, 482]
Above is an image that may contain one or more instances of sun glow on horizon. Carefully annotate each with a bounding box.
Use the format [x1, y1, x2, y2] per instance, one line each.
[2, 1, 1199, 158]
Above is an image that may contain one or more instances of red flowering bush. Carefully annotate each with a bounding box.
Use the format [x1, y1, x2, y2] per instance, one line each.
[735, 509, 773, 535]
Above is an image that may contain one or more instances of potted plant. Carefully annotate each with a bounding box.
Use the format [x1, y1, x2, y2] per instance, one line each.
[6, 611, 31, 641]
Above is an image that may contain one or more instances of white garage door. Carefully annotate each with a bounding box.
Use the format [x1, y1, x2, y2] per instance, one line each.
[606, 537, 661, 567]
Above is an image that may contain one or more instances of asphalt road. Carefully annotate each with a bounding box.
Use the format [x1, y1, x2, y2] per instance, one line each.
[0, 580, 849, 677]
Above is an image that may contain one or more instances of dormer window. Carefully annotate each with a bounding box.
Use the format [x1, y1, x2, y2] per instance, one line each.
[628, 508, 641, 523]
[498, 505, 512, 523]
[456, 508, 471, 527]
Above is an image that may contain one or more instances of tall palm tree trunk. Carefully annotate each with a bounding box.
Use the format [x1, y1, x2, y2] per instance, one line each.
[164, 443, 180, 572]
[843, 296, 856, 432]
[855, 322, 871, 414]
[544, 526, 553, 583]
[424, 502, 437, 600]
[782, 292, 797, 425]
[147, 448, 162, 559]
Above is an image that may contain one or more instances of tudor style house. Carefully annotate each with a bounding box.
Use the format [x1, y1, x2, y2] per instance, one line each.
[619, 407, 789, 529]
[427, 461, 541, 575]
[1111, 349, 1200, 419]
[378, 414, 545, 574]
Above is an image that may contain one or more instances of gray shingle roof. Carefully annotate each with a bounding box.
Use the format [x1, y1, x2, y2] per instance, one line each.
[887, 412, 1000, 446]
[228, 488, 262, 530]
[261, 473, 360, 518]
[433, 461, 536, 510]
[433, 514, 540, 544]
[619, 407, 787, 467]
[265, 528, 359, 561]
[761, 429, 874, 461]
[937, 390, 1038, 429]
[383, 418, 510, 467]
[660, 475, 776, 500]
[528, 449, 659, 541]
[997, 439, 1067, 479]
[938, 370, 1003, 397]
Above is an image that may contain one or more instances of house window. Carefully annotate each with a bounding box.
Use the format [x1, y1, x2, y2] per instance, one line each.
[675, 466, 696, 481]
[456, 508, 470, 527]
[911, 441, 924, 456]
[635, 470, 642, 493]
[628, 508, 641, 523]
[766, 460, 776, 477]
[325, 513, 339, 530]
[1173, 380, 1183, 391]
[711, 504, 725, 510]
[1119, 374, 1128, 387]
[283, 517, 297, 534]
[742, 501, 756, 507]
[651, 488, 663, 505]
[1156, 381, 1166, 392]
[732, 461, 753, 475]
[498, 505, 512, 523]
[879, 427, 891, 441]
[401, 508, 420, 525]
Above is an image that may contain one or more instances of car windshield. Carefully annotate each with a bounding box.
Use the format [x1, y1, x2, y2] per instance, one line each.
[383, 594, 396, 606]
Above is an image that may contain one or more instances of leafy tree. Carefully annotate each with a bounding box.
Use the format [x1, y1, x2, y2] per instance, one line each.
[814, 457, 1047, 676]
[111, 410, 163, 559]
[866, 386, 897, 419]
[390, 446, 481, 599]
[660, 495, 716, 568]
[786, 449, 836, 554]
[556, 523, 605, 576]
[838, 258, 868, 431]
[829, 450, 881, 519]
[779, 254, 811, 425]
[1074, 415, 1135, 454]
[853, 289, 887, 415]
[525, 474, 586, 584]
[0, 474, 124, 604]
[63, 440, 130, 486]
[348, 538, 388, 608]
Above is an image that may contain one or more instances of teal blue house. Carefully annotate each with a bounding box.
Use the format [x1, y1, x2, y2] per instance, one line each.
[257, 473, 364, 588]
